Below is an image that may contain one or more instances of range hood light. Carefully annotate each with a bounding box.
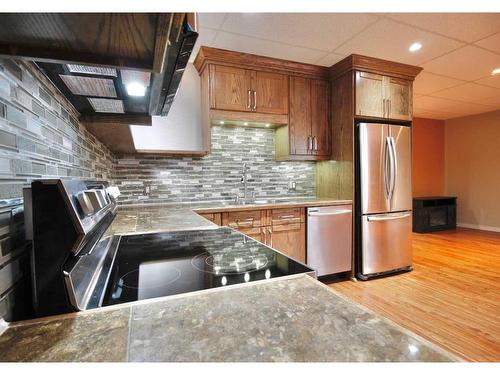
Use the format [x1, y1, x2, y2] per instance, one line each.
[492, 68, 500, 76]
[126, 82, 146, 97]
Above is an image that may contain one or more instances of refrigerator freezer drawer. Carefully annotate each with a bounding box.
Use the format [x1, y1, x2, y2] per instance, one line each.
[361, 211, 412, 275]
[307, 205, 352, 277]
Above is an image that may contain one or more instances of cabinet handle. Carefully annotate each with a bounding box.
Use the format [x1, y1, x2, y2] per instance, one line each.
[307, 136, 312, 151]
[382, 99, 386, 117]
[313, 136, 318, 151]
[253, 91, 257, 111]
[279, 214, 295, 219]
[262, 228, 267, 244]
[268, 227, 273, 247]
[388, 99, 391, 117]
[236, 217, 255, 226]
[247, 90, 252, 109]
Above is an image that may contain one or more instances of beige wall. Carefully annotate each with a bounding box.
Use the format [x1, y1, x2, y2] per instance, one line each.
[445, 110, 500, 231]
[412, 117, 445, 197]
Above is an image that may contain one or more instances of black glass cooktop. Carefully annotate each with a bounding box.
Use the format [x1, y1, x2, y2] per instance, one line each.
[102, 227, 314, 306]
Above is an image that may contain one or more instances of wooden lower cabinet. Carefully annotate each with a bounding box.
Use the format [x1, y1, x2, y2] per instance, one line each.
[269, 223, 306, 263]
[217, 208, 306, 263]
[238, 227, 265, 243]
[198, 212, 222, 226]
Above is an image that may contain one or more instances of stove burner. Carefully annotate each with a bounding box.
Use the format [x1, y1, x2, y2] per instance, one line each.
[191, 251, 269, 275]
[119, 266, 182, 289]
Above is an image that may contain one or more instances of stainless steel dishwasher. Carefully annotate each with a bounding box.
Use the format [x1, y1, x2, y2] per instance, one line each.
[307, 205, 352, 277]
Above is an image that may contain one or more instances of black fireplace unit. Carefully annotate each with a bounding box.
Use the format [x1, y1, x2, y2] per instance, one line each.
[413, 196, 457, 233]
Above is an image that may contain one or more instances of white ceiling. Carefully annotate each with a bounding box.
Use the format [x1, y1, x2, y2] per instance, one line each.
[193, 13, 500, 120]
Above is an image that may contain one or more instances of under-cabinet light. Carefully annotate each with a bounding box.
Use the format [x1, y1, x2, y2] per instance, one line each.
[492, 68, 500, 76]
[243, 122, 249, 126]
[265, 123, 270, 128]
[219, 120, 225, 124]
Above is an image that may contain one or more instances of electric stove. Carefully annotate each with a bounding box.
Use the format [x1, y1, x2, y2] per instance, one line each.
[103, 227, 314, 306]
[25, 179, 315, 318]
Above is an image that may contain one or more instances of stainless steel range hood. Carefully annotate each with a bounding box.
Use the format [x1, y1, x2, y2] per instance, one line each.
[149, 14, 199, 116]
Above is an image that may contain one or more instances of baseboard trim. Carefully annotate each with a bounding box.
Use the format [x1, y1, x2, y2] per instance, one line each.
[457, 222, 500, 233]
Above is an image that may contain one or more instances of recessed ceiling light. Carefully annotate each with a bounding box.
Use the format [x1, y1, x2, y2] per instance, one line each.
[126, 82, 146, 97]
[243, 122, 249, 126]
[265, 123, 270, 128]
[409, 42, 422, 52]
[219, 120, 225, 125]
[492, 68, 500, 76]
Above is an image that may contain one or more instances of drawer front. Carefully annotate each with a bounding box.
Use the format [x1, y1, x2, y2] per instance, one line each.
[271, 208, 304, 225]
[222, 210, 264, 228]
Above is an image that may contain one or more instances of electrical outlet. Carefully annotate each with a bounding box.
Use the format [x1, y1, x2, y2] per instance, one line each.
[288, 181, 296, 190]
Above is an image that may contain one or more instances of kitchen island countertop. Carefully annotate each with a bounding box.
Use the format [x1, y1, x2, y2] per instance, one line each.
[0, 275, 457, 362]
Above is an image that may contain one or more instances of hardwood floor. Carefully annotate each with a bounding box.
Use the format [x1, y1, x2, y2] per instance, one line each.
[329, 228, 500, 362]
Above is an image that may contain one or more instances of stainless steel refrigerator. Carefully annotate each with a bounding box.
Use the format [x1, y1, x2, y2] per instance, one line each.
[357, 122, 413, 280]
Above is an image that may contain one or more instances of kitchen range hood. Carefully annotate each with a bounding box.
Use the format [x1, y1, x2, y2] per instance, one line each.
[0, 13, 198, 118]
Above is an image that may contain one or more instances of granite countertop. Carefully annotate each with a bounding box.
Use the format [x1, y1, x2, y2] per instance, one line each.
[0, 275, 457, 362]
[105, 197, 352, 236]
[104, 206, 218, 236]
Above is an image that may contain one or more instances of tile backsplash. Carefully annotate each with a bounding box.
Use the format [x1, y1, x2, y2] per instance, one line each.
[0, 59, 113, 200]
[114, 125, 316, 205]
[0, 59, 113, 322]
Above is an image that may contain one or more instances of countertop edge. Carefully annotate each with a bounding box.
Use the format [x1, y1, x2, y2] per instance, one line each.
[192, 199, 352, 213]
[2, 273, 312, 330]
[306, 276, 464, 362]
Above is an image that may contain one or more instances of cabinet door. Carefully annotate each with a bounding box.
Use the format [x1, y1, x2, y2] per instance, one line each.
[253, 71, 289, 115]
[270, 223, 306, 263]
[239, 227, 265, 243]
[289, 76, 311, 155]
[212, 65, 252, 112]
[310, 79, 331, 157]
[355, 71, 384, 118]
[385, 77, 412, 121]
[198, 212, 221, 226]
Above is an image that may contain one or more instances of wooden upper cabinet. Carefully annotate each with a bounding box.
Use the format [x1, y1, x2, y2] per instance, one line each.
[210, 66, 288, 115]
[385, 77, 412, 121]
[355, 70, 413, 121]
[212, 65, 253, 112]
[289, 76, 311, 156]
[355, 71, 384, 118]
[287, 76, 331, 160]
[254, 71, 288, 114]
[310, 79, 331, 157]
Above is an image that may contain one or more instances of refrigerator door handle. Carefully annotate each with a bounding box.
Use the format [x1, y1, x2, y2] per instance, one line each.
[387, 136, 396, 202]
[367, 212, 412, 222]
[388, 136, 397, 202]
[384, 136, 392, 199]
